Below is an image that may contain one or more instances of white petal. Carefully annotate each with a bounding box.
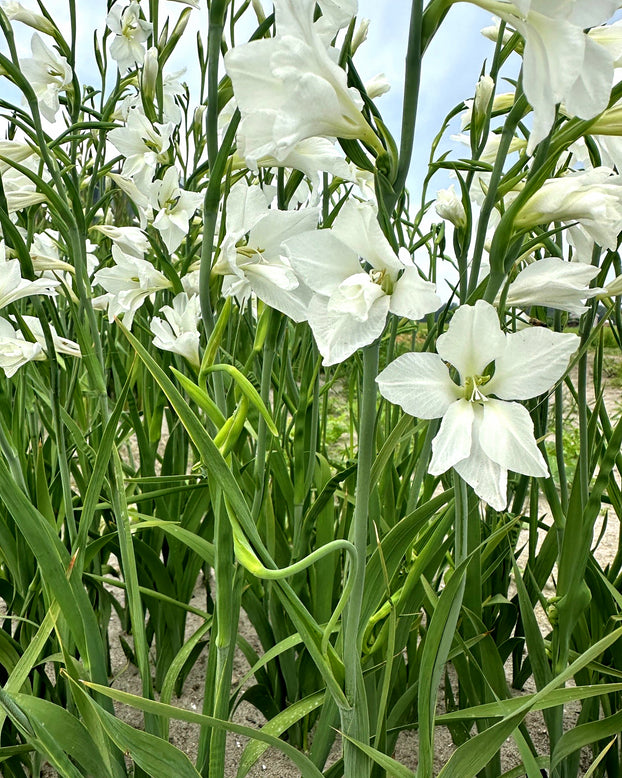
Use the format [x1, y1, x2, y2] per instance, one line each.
[250, 207, 318, 253]
[389, 267, 440, 320]
[436, 300, 506, 379]
[486, 328, 579, 400]
[429, 399, 474, 475]
[479, 399, 548, 477]
[564, 36, 613, 120]
[453, 406, 507, 511]
[377, 353, 461, 420]
[307, 294, 389, 364]
[285, 230, 361, 295]
[332, 200, 401, 273]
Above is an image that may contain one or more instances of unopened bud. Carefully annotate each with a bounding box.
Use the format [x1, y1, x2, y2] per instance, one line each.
[365, 73, 390, 99]
[2, 1, 56, 35]
[141, 46, 159, 103]
[351, 17, 370, 55]
[435, 186, 467, 229]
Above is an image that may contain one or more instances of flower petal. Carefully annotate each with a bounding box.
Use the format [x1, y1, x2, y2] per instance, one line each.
[307, 294, 389, 364]
[436, 300, 506, 379]
[486, 328, 579, 400]
[429, 399, 474, 475]
[377, 353, 461, 420]
[285, 230, 361, 296]
[389, 267, 440, 320]
[479, 399, 548, 477]
[453, 406, 507, 511]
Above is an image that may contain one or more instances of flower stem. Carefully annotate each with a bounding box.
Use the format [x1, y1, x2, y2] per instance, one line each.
[340, 340, 379, 778]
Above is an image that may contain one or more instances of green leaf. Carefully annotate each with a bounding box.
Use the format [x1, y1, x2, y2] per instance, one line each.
[80, 681, 326, 778]
[340, 731, 416, 778]
[237, 692, 325, 778]
[14, 694, 111, 778]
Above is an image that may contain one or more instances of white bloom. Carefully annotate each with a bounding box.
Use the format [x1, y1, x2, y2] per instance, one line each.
[286, 200, 440, 364]
[1, 1, 56, 34]
[90, 224, 149, 258]
[150, 292, 201, 367]
[106, 1, 153, 73]
[107, 173, 153, 226]
[213, 181, 317, 322]
[0, 242, 59, 307]
[93, 245, 171, 329]
[151, 167, 203, 253]
[108, 109, 175, 190]
[19, 315, 81, 358]
[0, 140, 35, 174]
[224, 0, 379, 168]
[19, 33, 72, 122]
[515, 167, 622, 251]
[500, 257, 602, 315]
[435, 185, 467, 228]
[234, 136, 352, 188]
[0, 317, 44, 376]
[469, 0, 618, 153]
[377, 300, 579, 510]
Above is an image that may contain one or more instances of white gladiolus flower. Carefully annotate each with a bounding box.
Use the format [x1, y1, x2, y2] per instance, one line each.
[0, 141, 35, 174]
[467, 0, 618, 154]
[107, 173, 153, 226]
[108, 109, 175, 190]
[213, 181, 317, 322]
[150, 292, 201, 367]
[377, 300, 579, 510]
[500, 257, 602, 315]
[90, 225, 149, 258]
[19, 33, 72, 122]
[19, 315, 81, 358]
[0, 242, 59, 308]
[233, 137, 352, 189]
[151, 167, 203, 253]
[0, 317, 44, 377]
[224, 0, 380, 168]
[93, 245, 171, 329]
[285, 200, 440, 365]
[515, 168, 622, 252]
[435, 186, 467, 228]
[1, 1, 56, 34]
[106, 0, 152, 73]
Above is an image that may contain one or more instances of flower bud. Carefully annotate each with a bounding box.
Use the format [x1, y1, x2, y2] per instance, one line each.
[141, 46, 159, 103]
[351, 17, 370, 55]
[474, 75, 494, 121]
[365, 73, 390, 99]
[435, 186, 467, 229]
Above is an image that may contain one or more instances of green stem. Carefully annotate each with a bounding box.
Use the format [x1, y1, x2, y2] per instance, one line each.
[340, 341, 379, 778]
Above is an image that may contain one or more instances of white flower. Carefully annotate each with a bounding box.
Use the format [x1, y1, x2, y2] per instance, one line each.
[0, 140, 35, 174]
[90, 224, 149, 258]
[500, 257, 602, 315]
[213, 181, 317, 322]
[377, 300, 579, 510]
[1, 1, 56, 34]
[0, 242, 59, 307]
[93, 245, 171, 329]
[19, 33, 72, 122]
[515, 167, 622, 252]
[19, 315, 81, 358]
[151, 167, 203, 253]
[150, 292, 201, 367]
[0, 317, 44, 376]
[285, 200, 440, 364]
[364, 74, 391, 100]
[468, 0, 618, 153]
[224, 0, 379, 168]
[107, 173, 153, 226]
[108, 109, 175, 190]
[106, 1, 153, 73]
[234, 136, 352, 189]
[435, 185, 467, 228]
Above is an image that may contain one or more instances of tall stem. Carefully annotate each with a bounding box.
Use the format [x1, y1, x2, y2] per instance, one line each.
[340, 340, 379, 778]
